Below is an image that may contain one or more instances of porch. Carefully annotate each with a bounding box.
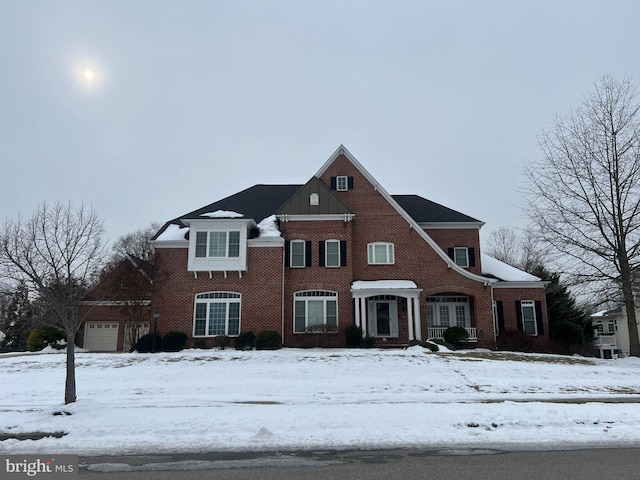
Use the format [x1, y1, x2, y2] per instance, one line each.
[351, 280, 423, 341]
[428, 327, 478, 342]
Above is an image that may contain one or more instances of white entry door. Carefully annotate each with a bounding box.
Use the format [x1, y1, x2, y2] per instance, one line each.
[368, 300, 399, 338]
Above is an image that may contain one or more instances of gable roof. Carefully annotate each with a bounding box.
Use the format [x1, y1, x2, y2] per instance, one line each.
[277, 177, 354, 216]
[315, 145, 496, 285]
[153, 147, 485, 246]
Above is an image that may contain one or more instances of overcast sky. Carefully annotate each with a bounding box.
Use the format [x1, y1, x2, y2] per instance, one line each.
[1, 0, 639, 248]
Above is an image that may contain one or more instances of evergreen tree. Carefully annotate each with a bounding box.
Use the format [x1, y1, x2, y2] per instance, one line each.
[529, 265, 592, 352]
[0, 282, 34, 352]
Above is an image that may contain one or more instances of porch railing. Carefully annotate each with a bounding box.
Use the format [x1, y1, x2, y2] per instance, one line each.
[594, 334, 617, 348]
[428, 327, 478, 342]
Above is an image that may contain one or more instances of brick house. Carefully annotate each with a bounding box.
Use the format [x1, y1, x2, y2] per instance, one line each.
[81, 146, 549, 351]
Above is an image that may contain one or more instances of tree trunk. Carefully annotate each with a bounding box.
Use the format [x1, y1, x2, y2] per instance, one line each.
[621, 276, 640, 357]
[64, 330, 76, 404]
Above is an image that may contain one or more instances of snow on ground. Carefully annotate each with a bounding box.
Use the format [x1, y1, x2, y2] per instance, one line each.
[1, 347, 640, 455]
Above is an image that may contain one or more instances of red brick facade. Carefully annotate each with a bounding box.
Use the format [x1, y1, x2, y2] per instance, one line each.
[82, 147, 549, 352]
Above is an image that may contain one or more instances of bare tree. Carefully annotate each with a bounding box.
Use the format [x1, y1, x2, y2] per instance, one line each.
[0, 202, 106, 402]
[523, 75, 640, 356]
[485, 227, 521, 267]
[109, 222, 161, 264]
[485, 226, 547, 272]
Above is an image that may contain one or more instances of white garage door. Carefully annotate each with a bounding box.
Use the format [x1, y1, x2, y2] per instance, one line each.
[84, 322, 119, 351]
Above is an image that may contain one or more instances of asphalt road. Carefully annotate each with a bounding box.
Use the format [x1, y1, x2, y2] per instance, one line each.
[79, 446, 640, 480]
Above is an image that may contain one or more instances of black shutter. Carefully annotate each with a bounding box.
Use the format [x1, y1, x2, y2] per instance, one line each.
[305, 241, 312, 267]
[497, 301, 505, 333]
[347, 176, 354, 189]
[319, 241, 325, 267]
[515, 301, 523, 331]
[447, 248, 455, 260]
[284, 241, 290, 267]
[535, 301, 544, 335]
[468, 247, 476, 267]
[340, 240, 347, 266]
[330, 177, 336, 190]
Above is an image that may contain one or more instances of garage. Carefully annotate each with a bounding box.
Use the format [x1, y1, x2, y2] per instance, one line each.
[84, 321, 119, 351]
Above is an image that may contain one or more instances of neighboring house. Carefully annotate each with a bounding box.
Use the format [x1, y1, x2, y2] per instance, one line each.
[82, 146, 550, 351]
[80, 255, 153, 351]
[591, 307, 628, 358]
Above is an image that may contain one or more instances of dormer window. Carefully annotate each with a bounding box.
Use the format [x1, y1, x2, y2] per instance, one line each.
[310, 193, 319, 205]
[195, 231, 240, 258]
[187, 219, 249, 272]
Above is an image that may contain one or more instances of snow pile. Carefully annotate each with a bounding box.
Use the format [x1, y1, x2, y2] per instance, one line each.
[154, 224, 188, 242]
[257, 215, 281, 237]
[481, 253, 541, 282]
[1, 348, 640, 455]
[199, 210, 244, 218]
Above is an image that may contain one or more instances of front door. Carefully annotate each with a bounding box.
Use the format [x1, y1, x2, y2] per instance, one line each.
[368, 299, 399, 338]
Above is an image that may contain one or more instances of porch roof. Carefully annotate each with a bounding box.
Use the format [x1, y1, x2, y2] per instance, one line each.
[351, 280, 422, 298]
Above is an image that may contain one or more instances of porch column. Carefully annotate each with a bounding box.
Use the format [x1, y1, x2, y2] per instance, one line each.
[360, 297, 368, 336]
[407, 297, 414, 341]
[354, 297, 361, 328]
[413, 296, 422, 340]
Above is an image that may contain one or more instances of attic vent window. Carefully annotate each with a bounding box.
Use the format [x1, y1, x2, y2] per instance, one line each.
[310, 193, 319, 205]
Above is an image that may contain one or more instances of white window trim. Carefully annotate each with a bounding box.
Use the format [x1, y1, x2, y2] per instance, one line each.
[336, 176, 348, 191]
[367, 242, 395, 265]
[309, 193, 319, 205]
[453, 247, 469, 268]
[290, 240, 306, 268]
[521, 300, 538, 336]
[193, 292, 241, 337]
[325, 239, 340, 268]
[427, 296, 470, 328]
[293, 290, 338, 333]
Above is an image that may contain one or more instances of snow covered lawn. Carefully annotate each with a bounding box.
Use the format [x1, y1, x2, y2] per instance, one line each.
[1, 347, 640, 455]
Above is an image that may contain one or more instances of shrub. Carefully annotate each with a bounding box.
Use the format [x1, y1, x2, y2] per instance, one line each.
[496, 331, 534, 353]
[136, 333, 162, 353]
[443, 326, 469, 347]
[27, 327, 65, 351]
[255, 330, 282, 350]
[162, 331, 188, 352]
[551, 322, 585, 347]
[408, 339, 439, 352]
[361, 335, 376, 349]
[212, 335, 230, 349]
[234, 331, 256, 350]
[345, 324, 363, 347]
[193, 338, 207, 349]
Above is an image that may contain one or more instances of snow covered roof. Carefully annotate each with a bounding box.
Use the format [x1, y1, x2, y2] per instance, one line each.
[481, 253, 541, 282]
[199, 210, 244, 218]
[154, 223, 188, 242]
[352, 280, 418, 290]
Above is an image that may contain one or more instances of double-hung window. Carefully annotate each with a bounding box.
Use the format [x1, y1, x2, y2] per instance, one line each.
[195, 231, 241, 258]
[521, 300, 537, 335]
[427, 296, 470, 328]
[325, 240, 340, 267]
[194, 292, 241, 336]
[368, 242, 394, 264]
[453, 247, 469, 267]
[294, 290, 338, 333]
[336, 176, 348, 191]
[290, 240, 306, 267]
